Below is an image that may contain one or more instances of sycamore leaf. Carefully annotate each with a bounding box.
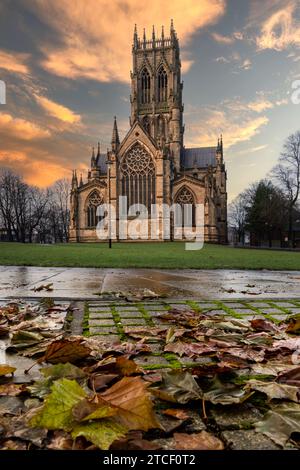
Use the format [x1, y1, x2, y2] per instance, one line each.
[72, 397, 117, 422]
[99, 376, 159, 431]
[0, 364, 16, 376]
[30, 378, 86, 431]
[174, 431, 224, 450]
[39, 338, 91, 364]
[255, 403, 300, 447]
[71, 419, 127, 450]
[247, 380, 299, 403]
[28, 363, 86, 399]
[251, 319, 282, 333]
[151, 371, 203, 404]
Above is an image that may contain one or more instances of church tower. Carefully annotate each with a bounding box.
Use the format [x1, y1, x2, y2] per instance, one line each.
[130, 21, 184, 171]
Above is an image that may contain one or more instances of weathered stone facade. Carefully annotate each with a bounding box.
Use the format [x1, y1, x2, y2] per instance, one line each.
[69, 22, 227, 243]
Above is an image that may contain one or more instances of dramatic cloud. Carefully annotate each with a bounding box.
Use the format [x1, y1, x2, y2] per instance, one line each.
[34, 95, 81, 124]
[256, 1, 300, 51]
[211, 32, 234, 44]
[0, 113, 50, 140]
[0, 50, 30, 74]
[23, 0, 226, 82]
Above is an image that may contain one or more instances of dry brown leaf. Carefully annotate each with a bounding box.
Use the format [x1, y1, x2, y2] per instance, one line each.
[0, 364, 16, 376]
[163, 409, 190, 420]
[39, 338, 91, 364]
[99, 376, 160, 431]
[174, 431, 224, 450]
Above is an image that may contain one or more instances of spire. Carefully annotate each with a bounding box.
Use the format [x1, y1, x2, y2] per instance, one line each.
[133, 24, 138, 48]
[161, 25, 164, 40]
[91, 146, 96, 168]
[170, 19, 174, 35]
[143, 28, 146, 48]
[74, 169, 78, 187]
[79, 173, 83, 187]
[96, 142, 100, 158]
[152, 25, 155, 46]
[111, 116, 120, 151]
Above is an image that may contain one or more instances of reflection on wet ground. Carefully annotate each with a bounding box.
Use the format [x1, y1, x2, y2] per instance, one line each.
[0, 266, 300, 300]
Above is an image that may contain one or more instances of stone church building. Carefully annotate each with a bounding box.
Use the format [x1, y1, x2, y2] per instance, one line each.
[69, 22, 227, 243]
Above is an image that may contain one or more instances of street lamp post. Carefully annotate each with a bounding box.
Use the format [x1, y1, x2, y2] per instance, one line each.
[106, 156, 113, 249]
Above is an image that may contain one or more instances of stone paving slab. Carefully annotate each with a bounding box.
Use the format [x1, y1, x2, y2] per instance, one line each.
[2, 266, 300, 300]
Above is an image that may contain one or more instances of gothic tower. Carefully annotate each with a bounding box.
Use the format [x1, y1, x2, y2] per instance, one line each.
[130, 21, 184, 171]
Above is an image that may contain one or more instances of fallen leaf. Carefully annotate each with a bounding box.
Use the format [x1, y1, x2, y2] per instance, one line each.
[90, 374, 119, 392]
[151, 371, 203, 404]
[164, 341, 216, 358]
[32, 283, 53, 292]
[247, 379, 300, 402]
[72, 397, 117, 421]
[71, 419, 127, 450]
[163, 409, 190, 420]
[251, 319, 282, 333]
[286, 315, 300, 334]
[30, 378, 86, 431]
[99, 376, 159, 431]
[255, 403, 300, 446]
[28, 362, 86, 398]
[39, 338, 91, 364]
[0, 383, 26, 396]
[173, 431, 224, 450]
[203, 377, 253, 405]
[0, 364, 16, 376]
[276, 366, 300, 386]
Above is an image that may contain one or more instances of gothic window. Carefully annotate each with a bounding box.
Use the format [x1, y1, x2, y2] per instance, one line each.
[86, 190, 103, 228]
[175, 187, 196, 227]
[143, 116, 151, 135]
[120, 143, 155, 212]
[158, 66, 168, 102]
[141, 68, 151, 104]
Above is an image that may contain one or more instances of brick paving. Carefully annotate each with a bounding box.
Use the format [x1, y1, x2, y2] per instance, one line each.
[85, 298, 300, 369]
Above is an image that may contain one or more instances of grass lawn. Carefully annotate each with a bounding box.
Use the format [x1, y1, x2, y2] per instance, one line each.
[0, 242, 300, 270]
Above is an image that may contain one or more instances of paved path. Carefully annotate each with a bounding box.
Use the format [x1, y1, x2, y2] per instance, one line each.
[0, 266, 300, 300]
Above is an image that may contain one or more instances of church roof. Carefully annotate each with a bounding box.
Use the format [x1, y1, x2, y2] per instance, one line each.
[96, 153, 107, 173]
[182, 147, 217, 168]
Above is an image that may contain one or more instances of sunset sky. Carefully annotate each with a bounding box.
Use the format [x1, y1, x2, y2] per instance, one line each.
[0, 0, 299, 201]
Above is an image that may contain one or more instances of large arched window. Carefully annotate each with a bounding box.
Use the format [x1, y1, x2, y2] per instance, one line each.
[120, 143, 155, 212]
[141, 68, 151, 104]
[158, 66, 168, 102]
[86, 190, 103, 228]
[175, 187, 196, 227]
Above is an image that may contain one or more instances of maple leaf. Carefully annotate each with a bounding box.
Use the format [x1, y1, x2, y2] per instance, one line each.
[39, 338, 91, 364]
[29, 378, 86, 431]
[99, 376, 160, 431]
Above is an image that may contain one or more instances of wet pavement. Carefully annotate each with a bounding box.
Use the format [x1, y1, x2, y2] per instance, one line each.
[0, 266, 300, 300]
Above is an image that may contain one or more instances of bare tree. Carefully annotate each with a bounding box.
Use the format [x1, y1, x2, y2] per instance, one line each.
[228, 194, 247, 244]
[272, 131, 300, 244]
[48, 179, 70, 242]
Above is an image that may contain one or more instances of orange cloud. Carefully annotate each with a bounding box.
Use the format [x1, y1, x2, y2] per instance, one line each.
[257, 1, 300, 51]
[34, 95, 81, 124]
[0, 50, 30, 74]
[25, 0, 226, 82]
[0, 113, 50, 140]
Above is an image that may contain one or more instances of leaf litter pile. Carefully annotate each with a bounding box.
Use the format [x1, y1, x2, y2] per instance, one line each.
[1, 301, 300, 450]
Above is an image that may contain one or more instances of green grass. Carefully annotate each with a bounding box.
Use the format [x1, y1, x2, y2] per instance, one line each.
[0, 242, 300, 270]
